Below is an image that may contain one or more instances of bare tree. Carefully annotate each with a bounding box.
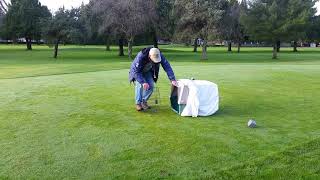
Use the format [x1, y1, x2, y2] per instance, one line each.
[93, 0, 157, 59]
[82, 1, 112, 51]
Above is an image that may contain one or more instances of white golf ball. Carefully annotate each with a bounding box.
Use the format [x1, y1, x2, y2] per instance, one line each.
[248, 119, 257, 128]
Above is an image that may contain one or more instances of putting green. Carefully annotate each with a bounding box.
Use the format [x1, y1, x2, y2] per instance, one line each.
[0, 45, 319, 179]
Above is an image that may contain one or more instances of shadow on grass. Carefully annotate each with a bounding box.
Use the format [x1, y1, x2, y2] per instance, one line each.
[139, 103, 249, 119]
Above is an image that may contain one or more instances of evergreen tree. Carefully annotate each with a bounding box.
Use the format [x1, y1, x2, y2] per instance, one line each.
[3, 0, 51, 50]
[307, 15, 320, 43]
[152, 0, 175, 48]
[242, 0, 317, 59]
[286, 0, 317, 52]
[218, 0, 244, 52]
[174, 0, 225, 60]
[42, 8, 82, 58]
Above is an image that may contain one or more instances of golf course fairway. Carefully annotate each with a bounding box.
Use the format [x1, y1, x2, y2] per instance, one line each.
[0, 45, 319, 179]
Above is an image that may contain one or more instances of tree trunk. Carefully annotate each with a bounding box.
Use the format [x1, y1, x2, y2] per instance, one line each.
[106, 38, 110, 51]
[106, 44, 110, 51]
[272, 43, 278, 59]
[53, 39, 59, 59]
[293, 41, 298, 52]
[201, 40, 208, 60]
[152, 31, 158, 48]
[237, 41, 241, 53]
[128, 39, 133, 59]
[26, 38, 32, 50]
[118, 39, 124, 56]
[193, 38, 198, 52]
[277, 41, 280, 52]
[228, 41, 232, 52]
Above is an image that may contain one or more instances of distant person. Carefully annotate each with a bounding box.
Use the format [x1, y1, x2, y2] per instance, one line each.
[129, 47, 178, 111]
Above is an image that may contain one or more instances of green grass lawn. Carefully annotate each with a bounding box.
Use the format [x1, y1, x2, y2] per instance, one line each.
[0, 44, 319, 179]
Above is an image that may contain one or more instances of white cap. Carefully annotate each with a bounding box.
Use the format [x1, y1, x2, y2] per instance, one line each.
[149, 48, 162, 63]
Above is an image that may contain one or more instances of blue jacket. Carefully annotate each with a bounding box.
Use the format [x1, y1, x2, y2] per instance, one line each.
[129, 47, 176, 84]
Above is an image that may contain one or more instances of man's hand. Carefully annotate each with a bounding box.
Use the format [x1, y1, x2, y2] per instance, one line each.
[143, 83, 150, 90]
[171, 80, 178, 87]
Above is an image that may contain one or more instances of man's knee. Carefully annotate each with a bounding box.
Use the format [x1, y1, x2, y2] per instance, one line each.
[135, 82, 142, 88]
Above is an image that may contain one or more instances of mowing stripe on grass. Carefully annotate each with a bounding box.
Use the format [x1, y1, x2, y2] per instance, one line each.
[210, 138, 320, 179]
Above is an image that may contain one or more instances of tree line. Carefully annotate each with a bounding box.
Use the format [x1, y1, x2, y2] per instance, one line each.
[0, 0, 319, 59]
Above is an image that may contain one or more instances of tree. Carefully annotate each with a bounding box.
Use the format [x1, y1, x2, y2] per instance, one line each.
[93, 0, 157, 59]
[3, 0, 51, 50]
[286, 0, 317, 52]
[152, 0, 175, 48]
[42, 8, 81, 58]
[242, 0, 317, 59]
[90, 0, 123, 54]
[173, 1, 197, 51]
[236, 0, 249, 53]
[307, 15, 320, 43]
[218, 0, 244, 52]
[81, 1, 111, 49]
[193, 38, 199, 52]
[0, 6, 5, 28]
[174, 0, 225, 60]
[0, 0, 7, 31]
[0, 3, 7, 38]
[68, 6, 89, 45]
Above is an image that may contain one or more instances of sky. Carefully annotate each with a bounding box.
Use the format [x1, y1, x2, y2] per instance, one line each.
[39, 0, 90, 12]
[3, 0, 320, 15]
[316, 2, 320, 15]
[40, 0, 320, 15]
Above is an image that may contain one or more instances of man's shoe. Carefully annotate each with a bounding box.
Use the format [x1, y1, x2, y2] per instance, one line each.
[141, 102, 151, 110]
[136, 104, 143, 111]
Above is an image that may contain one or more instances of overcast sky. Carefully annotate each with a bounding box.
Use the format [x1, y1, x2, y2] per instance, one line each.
[3, 0, 320, 15]
[39, 0, 89, 12]
[39, 0, 320, 15]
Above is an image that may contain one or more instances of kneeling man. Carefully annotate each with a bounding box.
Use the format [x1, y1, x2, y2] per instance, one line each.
[129, 47, 178, 111]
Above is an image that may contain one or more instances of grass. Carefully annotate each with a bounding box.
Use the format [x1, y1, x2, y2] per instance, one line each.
[0, 44, 319, 179]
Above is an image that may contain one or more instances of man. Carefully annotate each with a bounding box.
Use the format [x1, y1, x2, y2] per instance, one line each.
[129, 47, 178, 111]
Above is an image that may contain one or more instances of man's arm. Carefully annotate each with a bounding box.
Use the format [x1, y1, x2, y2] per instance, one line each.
[160, 54, 176, 81]
[133, 53, 146, 84]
